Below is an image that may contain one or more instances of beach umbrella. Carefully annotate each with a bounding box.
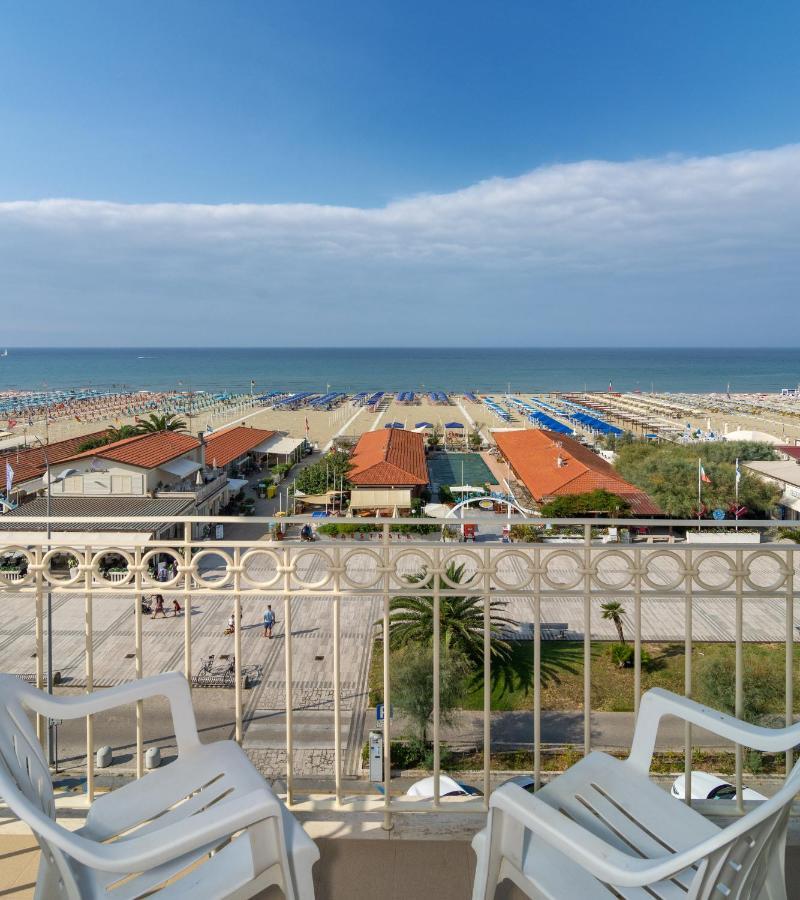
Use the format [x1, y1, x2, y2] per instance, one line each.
[444, 421, 464, 429]
[415, 421, 434, 429]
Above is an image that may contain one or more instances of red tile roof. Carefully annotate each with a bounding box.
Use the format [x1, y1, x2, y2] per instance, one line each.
[205, 426, 275, 468]
[0, 431, 108, 491]
[491, 429, 661, 515]
[65, 431, 200, 469]
[778, 445, 800, 462]
[349, 429, 428, 486]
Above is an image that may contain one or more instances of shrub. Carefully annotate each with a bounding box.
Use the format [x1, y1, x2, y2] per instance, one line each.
[438, 484, 455, 504]
[695, 651, 785, 723]
[609, 643, 651, 669]
[509, 525, 543, 543]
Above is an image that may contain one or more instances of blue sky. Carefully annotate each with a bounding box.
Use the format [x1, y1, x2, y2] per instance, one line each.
[1, 1, 799, 345]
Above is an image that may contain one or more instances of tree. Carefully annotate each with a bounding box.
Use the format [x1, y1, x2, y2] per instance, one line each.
[600, 601, 626, 644]
[614, 441, 780, 518]
[391, 645, 469, 742]
[386, 562, 515, 665]
[76, 424, 139, 452]
[293, 450, 351, 495]
[135, 413, 188, 433]
[468, 424, 484, 451]
[428, 425, 442, 450]
[540, 490, 631, 517]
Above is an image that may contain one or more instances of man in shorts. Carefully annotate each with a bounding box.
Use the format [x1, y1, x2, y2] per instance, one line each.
[263, 604, 276, 639]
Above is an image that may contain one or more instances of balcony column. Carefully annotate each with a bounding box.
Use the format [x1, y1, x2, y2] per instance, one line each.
[786, 546, 795, 778]
[84, 545, 95, 802]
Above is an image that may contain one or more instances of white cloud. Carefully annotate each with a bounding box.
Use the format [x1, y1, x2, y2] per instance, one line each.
[1, 144, 799, 344]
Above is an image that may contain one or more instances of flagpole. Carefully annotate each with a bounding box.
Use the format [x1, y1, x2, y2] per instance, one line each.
[735, 457, 740, 532]
[697, 457, 702, 529]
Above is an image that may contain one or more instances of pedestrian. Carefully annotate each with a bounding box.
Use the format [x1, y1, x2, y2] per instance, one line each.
[263, 604, 276, 639]
[152, 594, 166, 619]
[172, 598, 182, 616]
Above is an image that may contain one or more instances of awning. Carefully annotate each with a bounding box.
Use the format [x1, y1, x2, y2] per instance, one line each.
[227, 478, 249, 491]
[159, 458, 203, 478]
[450, 485, 486, 493]
[415, 422, 434, 429]
[349, 488, 412, 510]
[253, 435, 305, 455]
[444, 422, 464, 429]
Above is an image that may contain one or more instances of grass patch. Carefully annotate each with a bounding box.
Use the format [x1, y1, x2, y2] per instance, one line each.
[370, 641, 800, 714]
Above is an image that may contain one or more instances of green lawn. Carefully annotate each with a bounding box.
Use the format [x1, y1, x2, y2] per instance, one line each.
[371, 640, 800, 714]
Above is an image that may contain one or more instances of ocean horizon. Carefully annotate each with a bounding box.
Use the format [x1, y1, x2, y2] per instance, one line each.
[0, 347, 798, 394]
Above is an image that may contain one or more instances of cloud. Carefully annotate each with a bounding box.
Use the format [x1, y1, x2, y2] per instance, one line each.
[1, 144, 799, 345]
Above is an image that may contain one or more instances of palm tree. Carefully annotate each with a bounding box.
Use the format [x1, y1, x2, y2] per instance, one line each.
[427, 424, 442, 450]
[385, 562, 515, 664]
[106, 424, 139, 442]
[601, 600, 626, 644]
[135, 412, 188, 434]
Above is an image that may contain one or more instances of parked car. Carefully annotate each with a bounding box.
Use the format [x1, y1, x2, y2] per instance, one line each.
[406, 776, 483, 799]
[671, 772, 766, 802]
[499, 775, 536, 793]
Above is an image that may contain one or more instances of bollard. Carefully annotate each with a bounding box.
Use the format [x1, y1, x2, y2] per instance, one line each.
[145, 747, 161, 770]
[96, 746, 112, 769]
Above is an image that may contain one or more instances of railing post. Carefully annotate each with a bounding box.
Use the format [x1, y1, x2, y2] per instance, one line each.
[433, 545, 441, 807]
[483, 544, 492, 802]
[183, 521, 192, 687]
[633, 546, 642, 719]
[583, 522, 592, 756]
[333, 545, 342, 806]
[786, 547, 795, 779]
[34, 547, 44, 746]
[684, 548, 693, 807]
[283, 543, 294, 806]
[233, 546, 243, 744]
[134, 545, 144, 779]
[735, 548, 744, 813]
[381, 522, 392, 830]
[533, 546, 542, 791]
[84, 545, 94, 803]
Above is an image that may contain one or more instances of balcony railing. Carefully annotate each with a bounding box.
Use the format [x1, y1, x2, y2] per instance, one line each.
[155, 471, 228, 503]
[0, 514, 797, 831]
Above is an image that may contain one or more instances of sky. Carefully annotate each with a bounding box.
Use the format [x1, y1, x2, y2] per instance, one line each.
[1, 0, 799, 346]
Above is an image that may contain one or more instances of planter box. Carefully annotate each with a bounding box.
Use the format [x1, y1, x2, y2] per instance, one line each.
[685, 532, 762, 544]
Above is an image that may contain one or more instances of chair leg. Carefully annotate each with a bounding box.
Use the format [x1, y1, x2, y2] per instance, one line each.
[471, 830, 502, 900]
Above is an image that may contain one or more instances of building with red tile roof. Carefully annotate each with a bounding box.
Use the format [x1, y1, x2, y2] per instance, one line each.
[0, 431, 108, 498]
[491, 429, 661, 515]
[66, 431, 200, 469]
[778, 445, 800, 462]
[205, 426, 275, 469]
[349, 429, 428, 487]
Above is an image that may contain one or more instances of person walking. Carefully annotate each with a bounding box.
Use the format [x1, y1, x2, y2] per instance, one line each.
[263, 604, 276, 639]
[172, 598, 182, 616]
[151, 595, 166, 619]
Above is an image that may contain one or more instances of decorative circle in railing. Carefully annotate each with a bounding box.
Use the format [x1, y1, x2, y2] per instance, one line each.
[0, 545, 35, 588]
[292, 549, 334, 590]
[490, 550, 536, 591]
[190, 549, 234, 589]
[41, 546, 85, 587]
[140, 549, 183, 589]
[590, 550, 637, 590]
[91, 548, 134, 588]
[239, 549, 283, 589]
[339, 548, 384, 590]
[692, 551, 737, 591]
[640, 550, 688, 591]
[540, 550, 585, 590]
[440, 550, 483, 589]
[389, 549, 436, 590]
[742, 550, 791, 592]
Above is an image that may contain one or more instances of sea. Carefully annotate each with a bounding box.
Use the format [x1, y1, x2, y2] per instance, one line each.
[0, 348, 798, 395]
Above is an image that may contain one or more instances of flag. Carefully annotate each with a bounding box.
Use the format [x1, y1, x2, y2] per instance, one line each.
[735, 458, 741, 487]
[5, 462, 13, 493]
[700, 463, 711, 484]
[305, 416, 310, 434]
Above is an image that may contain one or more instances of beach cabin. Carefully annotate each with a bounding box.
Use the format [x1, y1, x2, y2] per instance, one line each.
[348, 428, 428, 514]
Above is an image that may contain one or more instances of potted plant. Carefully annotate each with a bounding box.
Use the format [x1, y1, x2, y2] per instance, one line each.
[67, 556, 80, 578]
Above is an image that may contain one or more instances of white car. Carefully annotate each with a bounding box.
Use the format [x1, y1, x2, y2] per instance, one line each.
[671, 772, 766, 802]
[405, 775, 482, 799]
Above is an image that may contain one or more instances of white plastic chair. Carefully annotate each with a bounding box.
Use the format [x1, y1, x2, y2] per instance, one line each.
[0, 672, 319, 899]
[472, 688, 800, 899]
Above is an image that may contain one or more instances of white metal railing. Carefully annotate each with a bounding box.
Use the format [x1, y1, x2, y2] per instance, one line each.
[0, 514, 796, 827]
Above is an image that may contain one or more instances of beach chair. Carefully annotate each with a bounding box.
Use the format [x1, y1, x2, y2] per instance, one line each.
[0, 672, 319, 899]
[472, 688, 800, 900]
